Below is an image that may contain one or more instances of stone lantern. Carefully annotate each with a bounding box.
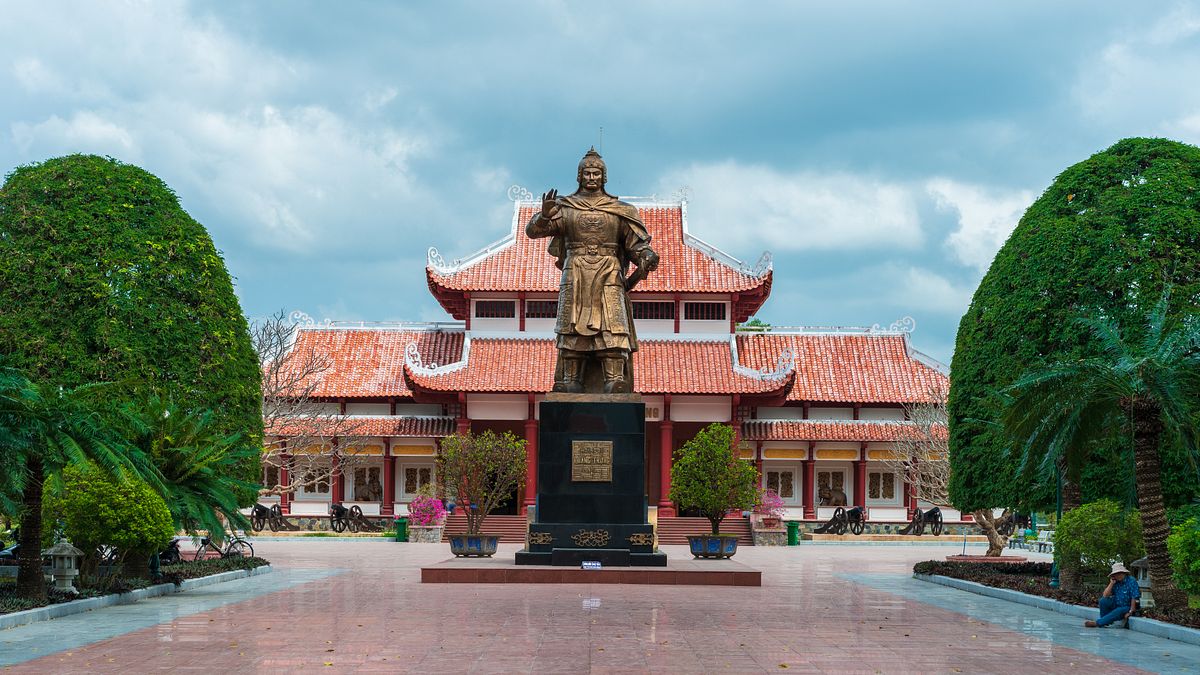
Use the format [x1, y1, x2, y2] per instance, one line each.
[42, 539, 83, 594]
[1129, 556, 1155, 608]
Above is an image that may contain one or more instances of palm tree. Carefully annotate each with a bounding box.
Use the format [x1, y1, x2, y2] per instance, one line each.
[0, 366, 154, 600]
[121, 395, 257, 538]
[1002, 292, 1199, 611]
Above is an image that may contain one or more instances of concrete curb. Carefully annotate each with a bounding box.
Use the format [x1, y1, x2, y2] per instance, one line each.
[914, 573, 1200, 647]
[0, 565, 272, 631]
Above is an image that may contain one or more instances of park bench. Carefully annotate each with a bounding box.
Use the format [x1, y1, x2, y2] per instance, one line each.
[1031, 530, 1054, 554]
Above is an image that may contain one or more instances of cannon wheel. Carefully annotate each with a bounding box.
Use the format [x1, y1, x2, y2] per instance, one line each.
[849, 518, 864, 536]
[331, 517, 348, 533]
[914, 519, 926, 536]
[269, 504, 284, 532]
[250, 514, 266, 532]
[931, 513, 943, 536]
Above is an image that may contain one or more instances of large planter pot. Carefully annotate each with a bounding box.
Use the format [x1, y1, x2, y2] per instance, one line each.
[687, 534, 739, 559]
[447, 533, 500, 558]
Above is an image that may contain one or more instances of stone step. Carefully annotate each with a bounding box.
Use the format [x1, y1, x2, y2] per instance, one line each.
[655, 517, 753, 545]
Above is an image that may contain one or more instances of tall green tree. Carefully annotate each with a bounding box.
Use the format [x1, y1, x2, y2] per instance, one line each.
[1001, 293, 1200, 611]
[0, 154, 262, 598]
[0, 366, 155, 599]
[950, 138, 1200, 513]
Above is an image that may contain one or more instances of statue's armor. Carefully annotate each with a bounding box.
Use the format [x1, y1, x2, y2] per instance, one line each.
[553, 205, 636, 352]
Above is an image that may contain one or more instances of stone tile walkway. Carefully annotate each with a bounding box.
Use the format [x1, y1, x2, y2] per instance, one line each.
[0, 539, 1192, 673]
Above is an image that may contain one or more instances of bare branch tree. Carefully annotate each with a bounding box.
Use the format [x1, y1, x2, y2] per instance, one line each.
[879, 382, 1010, 555]
[254, 311, 371, 498]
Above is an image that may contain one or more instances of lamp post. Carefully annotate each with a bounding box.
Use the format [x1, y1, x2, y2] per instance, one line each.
[1049, 467, 1062, 588]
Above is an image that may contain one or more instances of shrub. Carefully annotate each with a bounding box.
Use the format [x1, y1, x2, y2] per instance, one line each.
[668, 423, 759, 535]
[754, 488, 785, 518]
[1167, 518, 1200, 596]
[436, 430, 526, 535]
[44, 463, 174, 577]
[1055, 499, 1144, 575]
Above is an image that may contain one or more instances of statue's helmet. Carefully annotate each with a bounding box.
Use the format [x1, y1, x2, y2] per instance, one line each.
[576, 146, 607, 187]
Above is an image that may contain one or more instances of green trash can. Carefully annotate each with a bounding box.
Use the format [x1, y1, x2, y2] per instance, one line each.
[785, 520, 800, 546]
[394, 517, 409, 542]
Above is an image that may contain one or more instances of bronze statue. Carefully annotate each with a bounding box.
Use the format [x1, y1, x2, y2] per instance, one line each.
[526, 148, 659, 393]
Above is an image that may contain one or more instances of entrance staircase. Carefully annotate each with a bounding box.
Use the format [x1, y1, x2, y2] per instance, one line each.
[654, 516, 753, 546]
[441, 514, 528, 543]
[439, 514, 755, 546]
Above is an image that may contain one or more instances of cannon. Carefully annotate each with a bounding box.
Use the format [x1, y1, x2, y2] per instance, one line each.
[250, 504, 271, 532]
[268, 504, 299, 531]
[329, 504, 382, 533]
[812, 506, 866, 536]
[996, 511, 1030, 537]
[899, 506, 943, 536]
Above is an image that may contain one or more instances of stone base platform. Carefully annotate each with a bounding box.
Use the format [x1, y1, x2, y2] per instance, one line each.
[421, 555, 760, 586]
[803, 533, 989, 542]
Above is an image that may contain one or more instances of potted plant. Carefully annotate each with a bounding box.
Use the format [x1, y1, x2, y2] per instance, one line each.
[436, 430, 527, 557]
[755, 488, 786, 529]
[404, 484, 448, 543]
[668, 423, 759, 559]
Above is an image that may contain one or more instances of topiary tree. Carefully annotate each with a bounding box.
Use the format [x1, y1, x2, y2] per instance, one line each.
[44, 462, 175, 579]
[436, 430, 526, 535]
[1055, 500, 1144, 581]
[669, 423, 759, 535]
[950, 138, 1200, 515]
[0, 155, 262, 596]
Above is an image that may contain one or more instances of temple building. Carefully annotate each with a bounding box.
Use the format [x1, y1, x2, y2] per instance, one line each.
[263, 199, 955, 533]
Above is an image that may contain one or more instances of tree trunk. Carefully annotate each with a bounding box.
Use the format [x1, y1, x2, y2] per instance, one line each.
[16, 457, 46, 601]
[972, 509, 1008, 557]
[1058, 463, 1083, 592]
[1127, 397, 1189, 611]
[709, 514, 724, 535]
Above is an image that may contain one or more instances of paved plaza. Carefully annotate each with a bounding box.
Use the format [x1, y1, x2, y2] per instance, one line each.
[2, 539, 1197, 673]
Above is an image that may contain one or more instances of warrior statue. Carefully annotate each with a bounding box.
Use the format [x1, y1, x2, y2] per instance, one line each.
[526, 148, 659, 394]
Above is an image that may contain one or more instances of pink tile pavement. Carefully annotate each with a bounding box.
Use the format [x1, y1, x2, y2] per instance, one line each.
[7, 540, 1151, 674]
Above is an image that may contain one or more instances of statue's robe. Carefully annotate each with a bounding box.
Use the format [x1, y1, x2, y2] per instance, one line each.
[525, 193, 653, 354]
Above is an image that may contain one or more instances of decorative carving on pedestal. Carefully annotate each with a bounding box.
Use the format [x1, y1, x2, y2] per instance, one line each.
[627, 533, 653, 546]
[528, 532, 554, 545]
[571, 529, 612, 548]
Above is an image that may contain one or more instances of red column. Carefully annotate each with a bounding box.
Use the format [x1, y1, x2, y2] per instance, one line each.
[456, 393, 470, 435]
[853, 458, 866, 509]
[802, 454, 815, 519]
[331, 451, 343, 504]
[382, 443, 396, 516]
[754, 441, 763, 478]
[279, 452, 291, 515]
[523, 395, 538, 514]
[908, 457, 920, 517]
[657, 396, 676, 516]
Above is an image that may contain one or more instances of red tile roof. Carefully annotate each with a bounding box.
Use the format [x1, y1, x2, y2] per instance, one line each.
[427, 204, 771, 296]
[735, 333, 947, 404]
[266, 416, 455, 438]
[742, 419, 948, 442]
[404, 337, 792, 396]
[277, 329, 464, 398]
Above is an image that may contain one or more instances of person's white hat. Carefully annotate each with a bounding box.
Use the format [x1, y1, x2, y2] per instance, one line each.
[1110, 562, 1130, 576]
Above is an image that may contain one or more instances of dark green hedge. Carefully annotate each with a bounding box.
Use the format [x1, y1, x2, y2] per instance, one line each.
[0, 155, 263, 492]
[948, 138, 1200, 512]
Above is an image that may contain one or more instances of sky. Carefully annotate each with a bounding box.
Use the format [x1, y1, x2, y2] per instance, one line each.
[3, 1, 1200, 364]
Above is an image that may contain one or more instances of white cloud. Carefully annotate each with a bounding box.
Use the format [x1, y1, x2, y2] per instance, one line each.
[657, 161, 921, 253]
[889, 266, 973, 316]
[1073, 5, 1200, 140]
[926, 178, 1033, 272]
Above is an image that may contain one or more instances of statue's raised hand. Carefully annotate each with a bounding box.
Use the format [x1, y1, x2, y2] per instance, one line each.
[540, 189, 559, 218]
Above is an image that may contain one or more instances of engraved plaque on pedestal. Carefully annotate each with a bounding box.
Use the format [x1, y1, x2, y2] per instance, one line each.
[571, 440, 613, 482]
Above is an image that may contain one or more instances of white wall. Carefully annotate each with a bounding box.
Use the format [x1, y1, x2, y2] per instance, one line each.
[808, 407, 854, 420]
[671, 395, 731, 422]
[859, 407, 905, 421]
[346, 403, 390, 415]
[467, 393, 528, 420]
[635, 319, 675, 335]
[756, 406, 805, 420]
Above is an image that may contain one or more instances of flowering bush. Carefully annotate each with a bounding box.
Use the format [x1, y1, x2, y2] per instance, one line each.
[407, 485, 447, 526]
[755, 488, 786, 518]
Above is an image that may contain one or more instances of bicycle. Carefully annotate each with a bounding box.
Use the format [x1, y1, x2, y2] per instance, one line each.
[192, 532, 254, 561]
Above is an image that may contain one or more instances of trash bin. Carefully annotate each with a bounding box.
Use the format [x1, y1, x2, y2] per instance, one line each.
[785, 521, 800, 546]
[394, 517, 409, 542]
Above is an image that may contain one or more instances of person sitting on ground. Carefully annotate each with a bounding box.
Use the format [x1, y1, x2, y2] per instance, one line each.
[1084, 562, 1140, 628]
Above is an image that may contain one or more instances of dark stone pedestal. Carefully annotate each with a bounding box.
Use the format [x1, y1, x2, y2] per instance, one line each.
[516, 400, 667, 567]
